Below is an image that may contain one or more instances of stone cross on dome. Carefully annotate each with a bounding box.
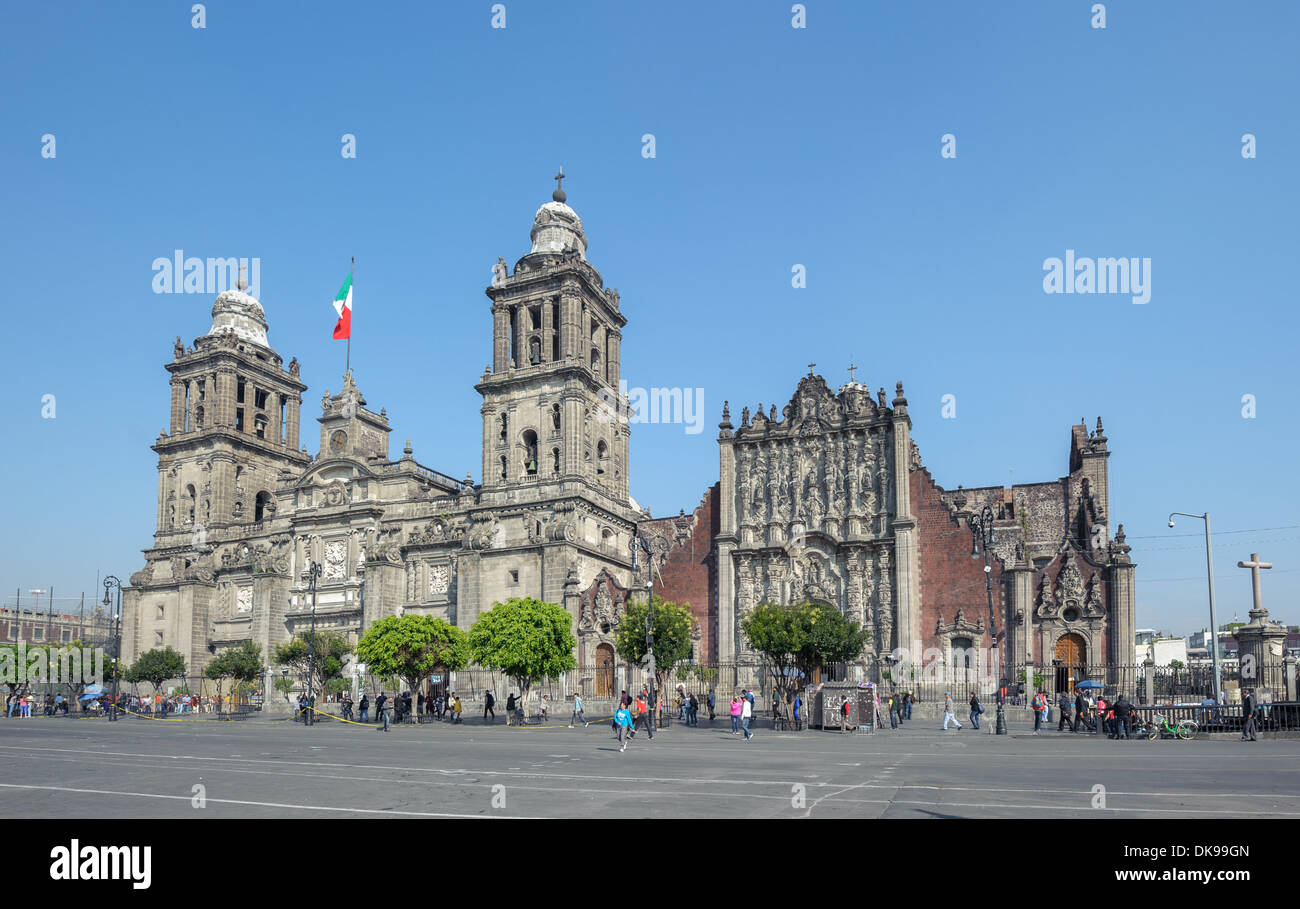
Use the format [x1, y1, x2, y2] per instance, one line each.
[553, 167, 566, 203]
[237, 263, 248, 291]
[808, 362, 816, 376]
[847, 362, 858, 383]
[1237, 553, 1273, 615]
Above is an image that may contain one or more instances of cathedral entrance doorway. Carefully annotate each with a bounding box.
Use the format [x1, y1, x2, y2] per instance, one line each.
[1054, 633, 1087, 694]
[595, 643, 615, 699]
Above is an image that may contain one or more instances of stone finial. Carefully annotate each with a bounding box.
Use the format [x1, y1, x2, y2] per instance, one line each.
[721, 400, 730, 421]
[465, 471, 473, 485]
[892, 381, 908, 409]
[403, 439, 413, 456]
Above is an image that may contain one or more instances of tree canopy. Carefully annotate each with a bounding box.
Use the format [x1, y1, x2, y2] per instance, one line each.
[274, 632, 352, 699]
[356, 614, 469, 696]
[614, 596, 696, 688]
[468, 597, 576, 699]
[205, 641, 263, 685]
[742, 601, 871, 698]
[124, 647, 187, 691]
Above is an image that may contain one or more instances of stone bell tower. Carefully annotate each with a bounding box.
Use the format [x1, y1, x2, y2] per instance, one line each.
[155, 279, 309, 542]
[476, 172, 631, 511]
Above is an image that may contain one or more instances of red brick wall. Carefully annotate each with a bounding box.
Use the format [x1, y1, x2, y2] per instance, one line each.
[639, 484, 719, 661]
[912, 468, 1005, 650]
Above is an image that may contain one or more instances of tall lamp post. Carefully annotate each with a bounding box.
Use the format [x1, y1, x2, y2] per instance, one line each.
[968, 505, 1007, 735]
[632, 531, 670, 725]
[1168, 512, 1221, 706]
[102, 576, 123, 722]
[304, 560, 322, 727]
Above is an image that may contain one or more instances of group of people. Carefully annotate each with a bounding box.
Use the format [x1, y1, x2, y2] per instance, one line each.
[613, 687, 664, 750]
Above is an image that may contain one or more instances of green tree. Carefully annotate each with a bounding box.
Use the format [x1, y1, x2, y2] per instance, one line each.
[356, 615, 469, 700]
[1016, 668, 1047, 690]
[613, 596, 695, 692]
[205, 641, 263, 711]
[125, 647, 187, 693]
[468, 597, 576, 705]
[742, 601, 871, 703]
[272, 675, 296, 705]
[274, 632, 352, 701]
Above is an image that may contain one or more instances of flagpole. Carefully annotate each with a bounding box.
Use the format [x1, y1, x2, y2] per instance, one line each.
[346, 256, 354, 379]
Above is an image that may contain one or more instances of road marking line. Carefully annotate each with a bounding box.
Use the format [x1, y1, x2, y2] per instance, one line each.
[0, 782, 531, 818]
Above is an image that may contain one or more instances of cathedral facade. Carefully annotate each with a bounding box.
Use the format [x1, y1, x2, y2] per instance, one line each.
[123, 182, 1137, 695]
[123, 186, 644, 679]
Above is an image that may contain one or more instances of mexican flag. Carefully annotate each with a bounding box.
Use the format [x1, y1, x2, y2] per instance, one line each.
[332, 270, 353, 340]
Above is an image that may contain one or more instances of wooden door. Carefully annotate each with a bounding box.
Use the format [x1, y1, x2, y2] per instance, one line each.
[1055, 633, 1087, 693]
[595, 644, 615, 699]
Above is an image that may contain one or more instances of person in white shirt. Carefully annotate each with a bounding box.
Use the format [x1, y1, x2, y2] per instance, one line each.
[740, 694, 754, 740]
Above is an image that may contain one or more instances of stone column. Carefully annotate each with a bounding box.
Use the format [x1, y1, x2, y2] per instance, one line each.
[717, 404, 736, 664]
[1284, 656, 1297, 702]
[267, 392, 281, 446]
[286, 394, 301, 450]
[170, 379, 185, 434]
[607, 328, 621, 388]
[514, 306, 527, 369]
[1143, 658, 1155, 706]
[541, 300, 554, 364]
[492, 303, 510, 373]
[1007, 559, 1034, 684]
[889, 384, 919, 656]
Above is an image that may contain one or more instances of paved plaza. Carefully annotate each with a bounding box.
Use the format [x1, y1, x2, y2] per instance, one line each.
[1, 715, 1296, 819]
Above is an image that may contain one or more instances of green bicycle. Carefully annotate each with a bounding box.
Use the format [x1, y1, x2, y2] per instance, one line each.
[1138, 712, 1198, 741]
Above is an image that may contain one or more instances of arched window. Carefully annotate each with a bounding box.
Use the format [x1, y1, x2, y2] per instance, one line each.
[500, 455, 508, 480]
[590, 346, 601, 373]
[194, 405, 205, 429]
[528, 336, 541, 365]
[522, 430, 538, 475]
[185, 484, 196, 524]
[596, 440, 608, 476]
[254, 491, 272, 522]
[551, 403, 561, 432]
[499, 413, 508, 442]
[552, 447, 561, 474]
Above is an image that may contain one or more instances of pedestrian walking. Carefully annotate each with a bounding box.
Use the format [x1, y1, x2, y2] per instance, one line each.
[729, 696, 741, 734]
[570, 693, 588, 727]
[793, 691, 803, 729]
[1031, 690, 1046, 734]
[969, 693, 983, 730]
[1241, 689, 1258, 742]
[943, 692, 962, 730]
[1074, 690, 1087, 733]
[1057, 693, 1075, 732]
[615, 702, 633, 752]
[452, 694, 463, 723]
[741, 693, 754, 740]
[904, 692, 913, 720]
[358, 693, 370, 723]
[634, 691, 654, 740]
[378, 693, 392, 732]
[707, 689, 716, 721]
[375, 691, 388, 729]
[1113, 694, 1132, 740]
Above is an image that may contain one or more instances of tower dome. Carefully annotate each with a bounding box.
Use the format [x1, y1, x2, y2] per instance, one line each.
[206, 287, 269, 348]
[529, 200, 588, 259]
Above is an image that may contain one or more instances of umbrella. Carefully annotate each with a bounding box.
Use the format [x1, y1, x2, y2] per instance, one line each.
[78, 692, 103, 702]
[1076, 680, 1104, 690]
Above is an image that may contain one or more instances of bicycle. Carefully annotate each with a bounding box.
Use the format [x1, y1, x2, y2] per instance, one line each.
[1140, 712, 1198, 741]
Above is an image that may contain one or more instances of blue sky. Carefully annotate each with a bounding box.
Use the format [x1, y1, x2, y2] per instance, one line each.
[1, 1, 1296, 633]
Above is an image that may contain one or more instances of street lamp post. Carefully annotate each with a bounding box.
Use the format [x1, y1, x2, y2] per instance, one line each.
[968, 505, 1007, 735]
[1168, 512, 1221, 706]
[304, 560, 322, 727]
[632, 531, 670, 727]
[102, 576, 123, 722]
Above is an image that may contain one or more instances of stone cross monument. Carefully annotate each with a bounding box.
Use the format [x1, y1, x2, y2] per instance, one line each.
[1233, 553, 1286, 694]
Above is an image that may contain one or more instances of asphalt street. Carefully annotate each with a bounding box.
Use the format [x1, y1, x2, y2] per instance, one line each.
[1, 714, 1295, 819]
